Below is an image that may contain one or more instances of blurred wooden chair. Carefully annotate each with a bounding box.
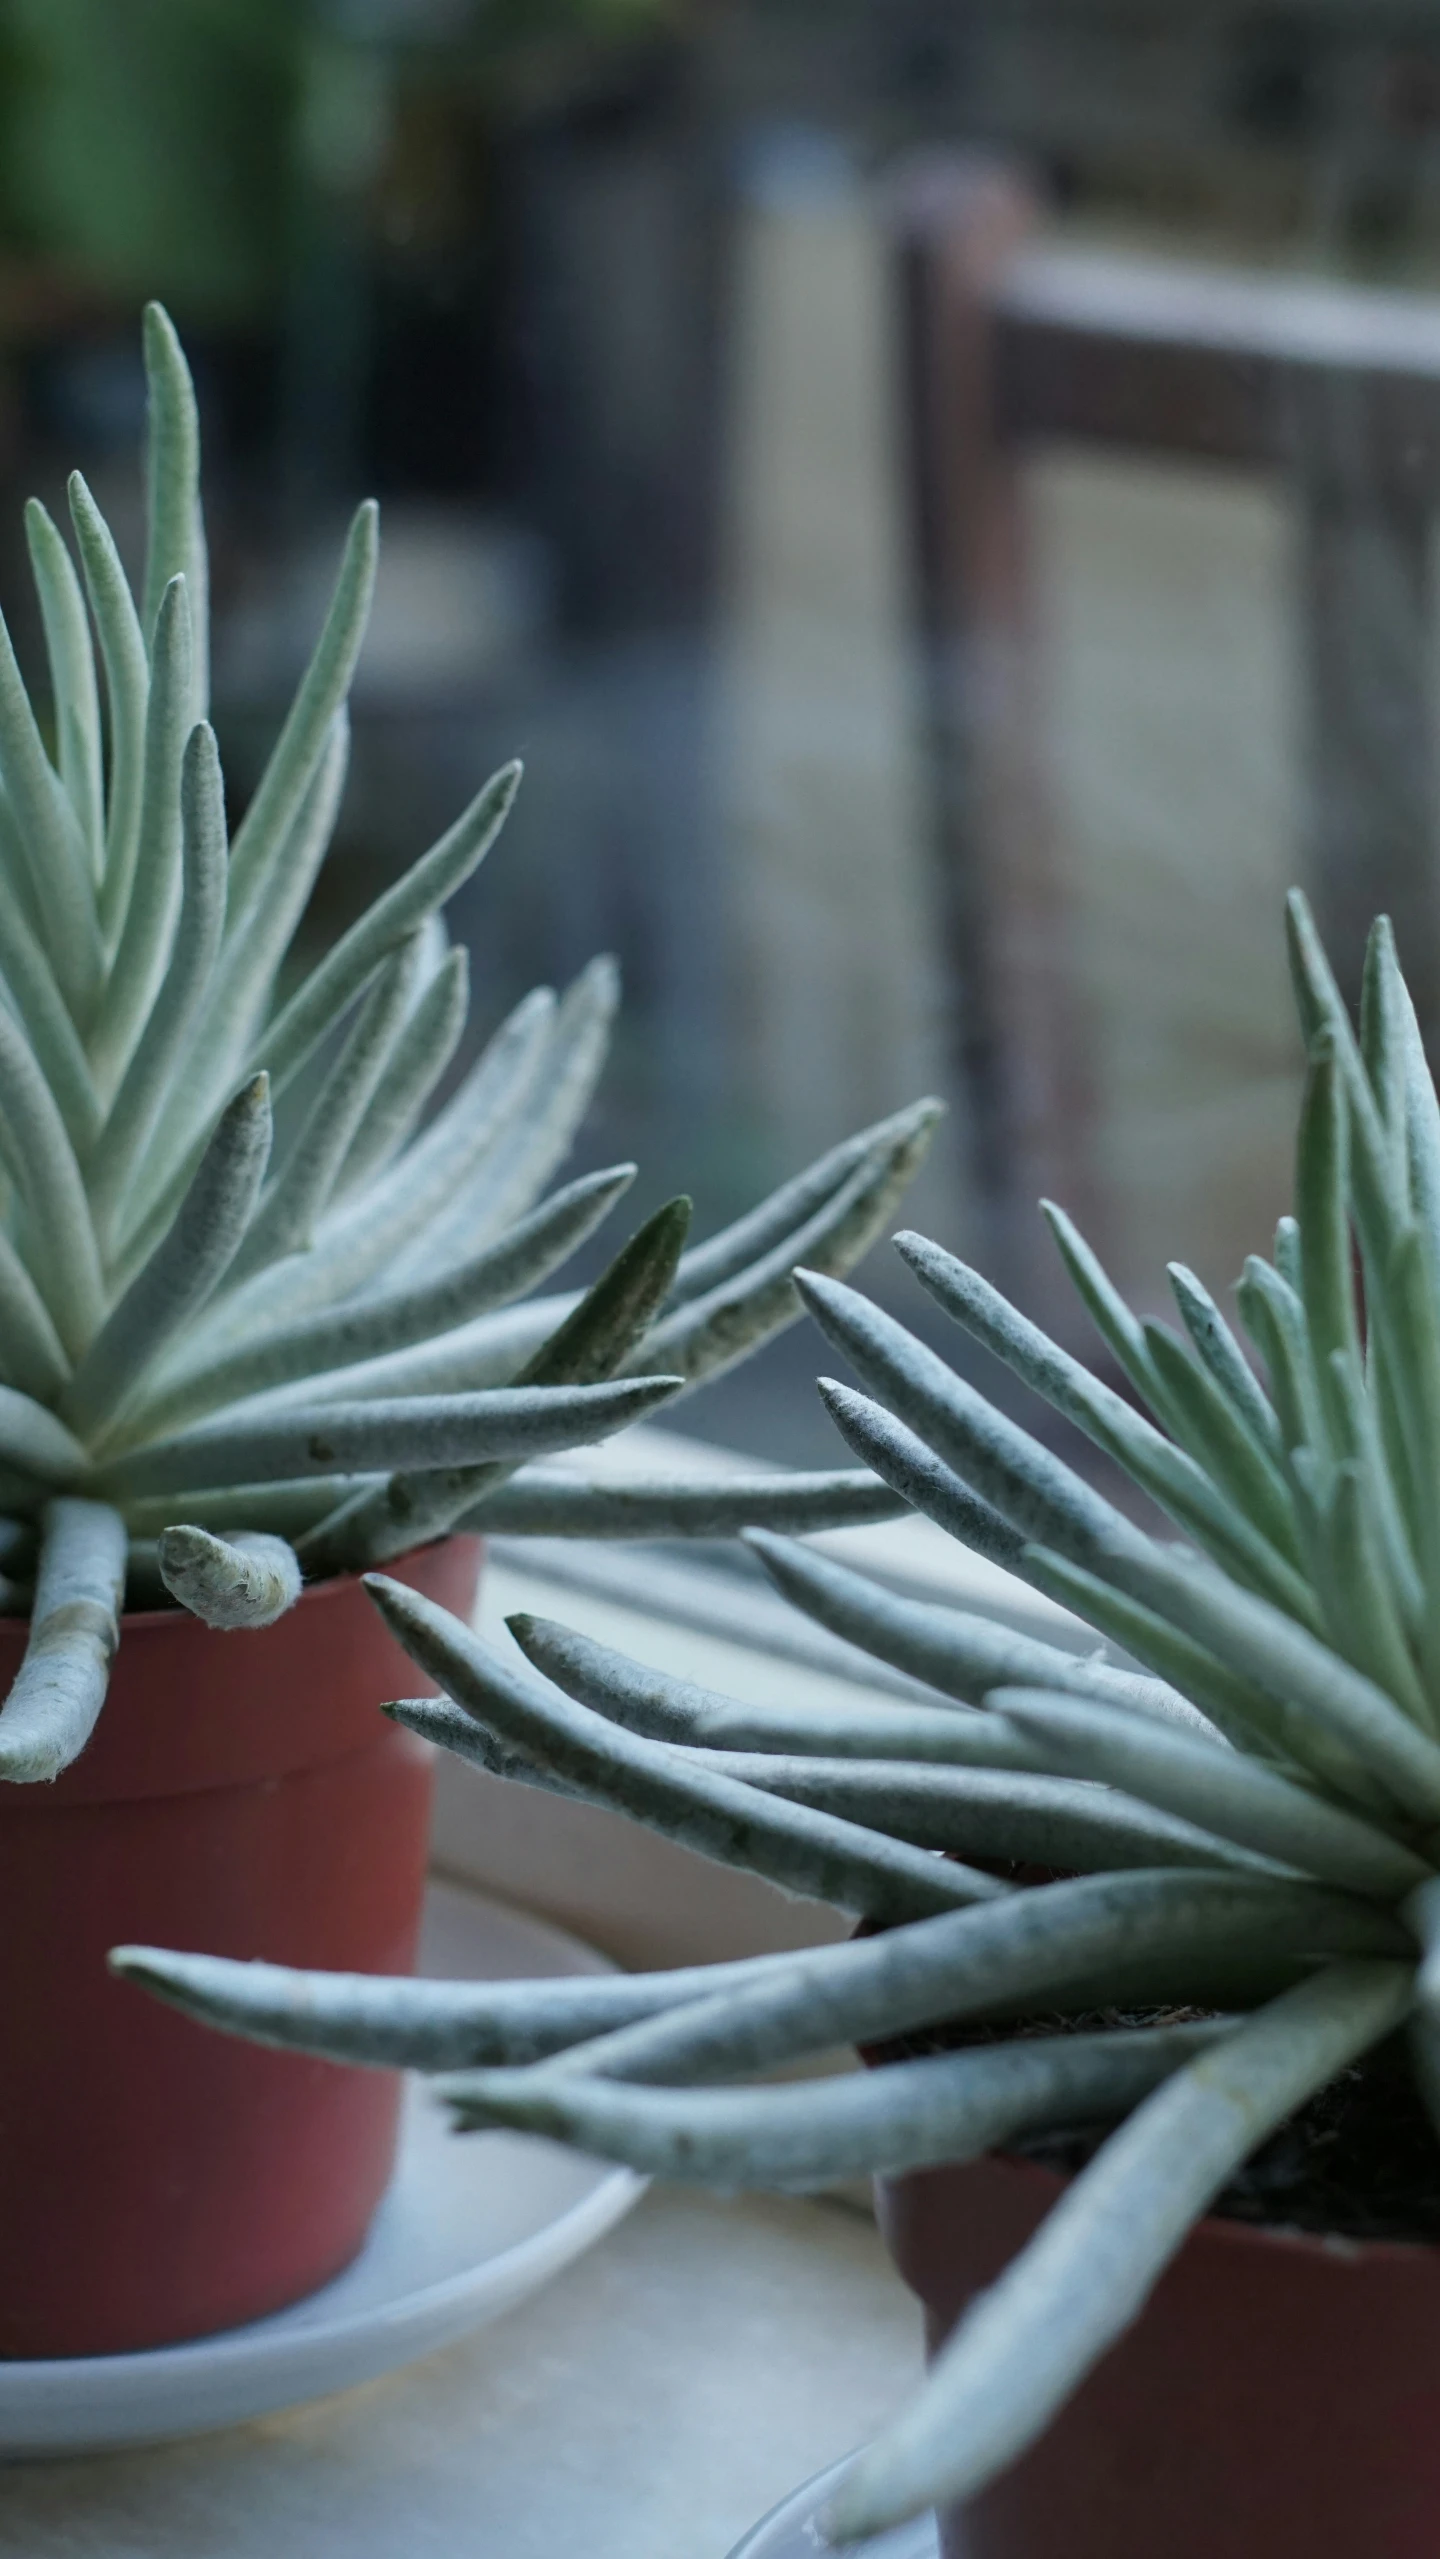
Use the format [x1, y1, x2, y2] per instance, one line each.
[890, 151, 1440, 1326]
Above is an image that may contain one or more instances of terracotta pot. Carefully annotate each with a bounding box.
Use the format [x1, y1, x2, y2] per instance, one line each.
[877, 2149, 1440, 2559]
[0, 1533, 481, 2359]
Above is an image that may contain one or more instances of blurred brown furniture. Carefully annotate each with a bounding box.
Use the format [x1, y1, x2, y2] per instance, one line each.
[891, 152, 1440, 1320]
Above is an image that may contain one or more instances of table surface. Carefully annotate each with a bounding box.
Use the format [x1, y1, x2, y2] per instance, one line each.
[0, 2189, 921, 2559]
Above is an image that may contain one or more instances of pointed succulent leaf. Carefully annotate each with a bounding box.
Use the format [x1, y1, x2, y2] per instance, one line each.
[0, 1004, 104, 1358]
[743, 1531, 1215, 1735]
[987, 1685, 1427, 1897]
[816, 1376, 1027, 1570]
[25, 496, 103, 865]
[302, 1195, 692, 1573]
[514, 1870, 1409, 2092]
[69, 472, 149, 921]
[331, 943, 469, 1200]
[88, 575, 193, 1091]
[141, 301, 206, 712]
[130, 712, 352, 1235]
[505, 1609, 1036, 1766]
[63, 1076, 273, 1445]
[132, 1165, 636, 1441]
[245, 759, 521, 1104]
[1040, 1200, 1165, 1410]
[665, 1099, 943, 1310]
[1165, 1262, 1282, 1461]
[394, 956, 619, 1269]
[675, 1748, 1269, 1878]
[467, 1466, 907, 1538]
[90, 720, 228, 1250]
[628, 1109, 942, 1395]
[225, 937, 425, 1287]
[1360, 917, 1411, 1188]
[106, 1939, 800, 2073]
[223, 503, 378, 928]
[95, 1376, 683, 1502]
[445, 2020, 1230, 2189]
[0, 598, 102, 1019]
[368, 1576, 1006, 1923]
[1285, 889, 1403, 1266]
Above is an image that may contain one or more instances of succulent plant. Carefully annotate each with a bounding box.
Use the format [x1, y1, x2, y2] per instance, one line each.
[120, 892, 1440, 2534]
[0, 300, 939, 1787]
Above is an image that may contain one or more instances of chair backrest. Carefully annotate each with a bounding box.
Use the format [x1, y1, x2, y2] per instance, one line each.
[891, 151, 1440, 1320]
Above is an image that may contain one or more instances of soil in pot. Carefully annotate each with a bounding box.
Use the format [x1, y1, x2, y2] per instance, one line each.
[0, 1533, 481, 2359]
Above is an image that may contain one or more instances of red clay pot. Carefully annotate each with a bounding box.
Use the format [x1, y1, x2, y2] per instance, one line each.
[878, 2149, 1440, 2559]
[0, 1533, 481, 2359]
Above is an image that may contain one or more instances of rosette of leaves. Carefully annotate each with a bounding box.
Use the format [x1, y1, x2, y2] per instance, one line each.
[0, 300, 938, 1788]
[122, 897, 1440, 2535]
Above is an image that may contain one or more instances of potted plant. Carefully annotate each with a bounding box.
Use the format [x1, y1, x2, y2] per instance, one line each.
[126, 894, 1440, 2555]
[0, 299, 937, 2357]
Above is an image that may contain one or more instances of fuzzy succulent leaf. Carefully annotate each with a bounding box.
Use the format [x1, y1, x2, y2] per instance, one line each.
[674, 1748, 1275, 1877]
[69, 473, 149, 917]
[127, 714, 353, 1243]
[0, 822, 102, 1153]
[0, 602, 103, 1022]
[132, 1164, 637, 1442]
[88, 576, 193, 1091]
[89, 722, 228, 1248]
[505, 1614, 1032, 1766]
[0, 1004, 104, 1358]
[534, 1870, 1408, 2093]
[0, 1498, 126, 1780]
[467, 1467, 907, 1538]
[107, 1938, 802, 2073]
[299, 1195, 693, 1573]
[331, 943, 470, 1201]
[443, 2019, 1232, 2189]
[743, 1530, 1213, 1734]
[246, 759, 521, 1108]
[369, 1575, 1009, 1921]
[25, 497, 103, 866]
[63, 1077, 274, 1445]
[93, 1375, 683, 1503]
[156, 1526, 302, 1630]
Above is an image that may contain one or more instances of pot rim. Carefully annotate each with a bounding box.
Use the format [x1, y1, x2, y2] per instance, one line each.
[887, 2141, 1440, 2272]
[0, 1532, 485, 1810]
[109, 1528, 482, 1634]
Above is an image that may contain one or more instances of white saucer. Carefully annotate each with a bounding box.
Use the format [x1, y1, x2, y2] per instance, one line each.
[727, 2456, 940, 2559]
[0, 1880, 642, 2457]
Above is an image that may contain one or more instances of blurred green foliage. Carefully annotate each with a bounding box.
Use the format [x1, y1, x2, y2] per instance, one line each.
[0, 0, 675, 318]
[3, 0, 298, 314]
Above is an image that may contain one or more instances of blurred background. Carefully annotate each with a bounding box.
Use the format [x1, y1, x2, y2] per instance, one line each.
[4, 0, 1440, 1462]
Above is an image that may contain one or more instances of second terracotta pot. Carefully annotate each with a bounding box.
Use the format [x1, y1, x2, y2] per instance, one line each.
[0, 1532, 481, 2359]
[877, 2149, 1440, 2559]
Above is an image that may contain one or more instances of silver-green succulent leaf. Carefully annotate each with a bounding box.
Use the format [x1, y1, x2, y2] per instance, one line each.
[0, 304, 930, 1779]
[156, 1525, 301, 1630]
[117, 896, 1440, 2537]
